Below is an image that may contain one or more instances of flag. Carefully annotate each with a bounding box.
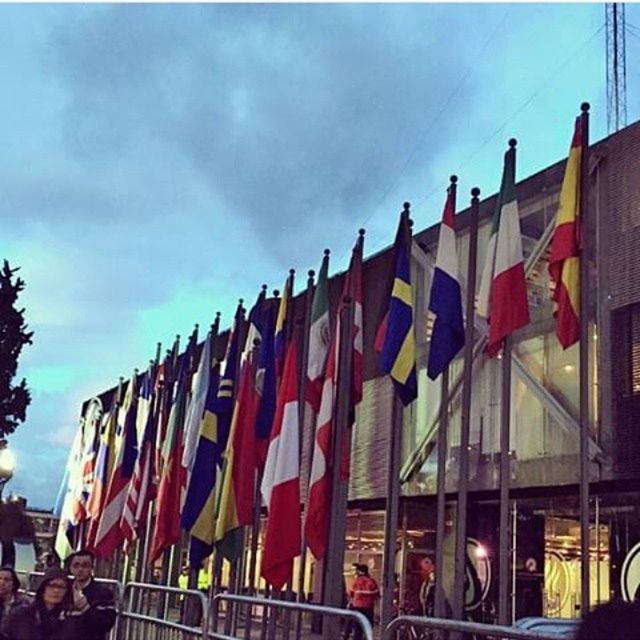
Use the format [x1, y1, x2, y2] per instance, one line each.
[549, 118, 582, 349]
[94, 376, 139, 557]
[182, 333, 212, 475]
[275, 272, 293, 377]
[149, 344, 192, 564]
[477, 141, 530, 356]
[121, 366, 157, 551]
[376, 209, 417, 405]
[244, 287, 267, 359]
[261, 340, 301, 589]
[306, 251, 331, 412]
[427, 187, 465, 379]
[214, 356, 260, 561]
[156, 337, 180, 475]
[255, 302, 277, 469]
[54, 424, 84, 560]
[181, 365, 221, 567]
[85, 394, 119, 550]
[183, 304, 244, 567]
[305, 234, 363, 560]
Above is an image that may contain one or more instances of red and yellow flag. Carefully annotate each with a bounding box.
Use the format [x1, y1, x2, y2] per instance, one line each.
[549, 118, 583, 349]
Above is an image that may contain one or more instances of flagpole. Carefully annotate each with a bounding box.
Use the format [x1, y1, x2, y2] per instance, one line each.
[295, 266, 316, 640]
[497, 138, 518, 626]
[323, 293, 354, 640]
[452, 186, 480, 622]
[381, 205, 413, 631]
[435, 176, 458, 619]
[579, 101, 591, 616]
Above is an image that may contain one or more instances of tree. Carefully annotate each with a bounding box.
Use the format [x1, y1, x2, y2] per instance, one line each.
[0, 261, 33, 437]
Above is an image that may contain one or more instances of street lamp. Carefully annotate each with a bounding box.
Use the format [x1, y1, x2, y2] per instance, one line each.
[0, 441, 16, 500]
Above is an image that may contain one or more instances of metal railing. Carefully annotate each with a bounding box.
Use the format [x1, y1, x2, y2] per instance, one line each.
[384, 615, 566, 640]
[116, 581, 210, 640]
[210, 593, 374, 640]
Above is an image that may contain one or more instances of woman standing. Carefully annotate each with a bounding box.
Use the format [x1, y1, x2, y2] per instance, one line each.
[3, 567, 89, 640]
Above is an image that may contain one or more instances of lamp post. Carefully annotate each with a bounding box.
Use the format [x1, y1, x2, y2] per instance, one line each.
[0, 441, 16, 500]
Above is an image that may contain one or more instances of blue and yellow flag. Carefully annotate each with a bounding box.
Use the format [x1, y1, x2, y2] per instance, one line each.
[274, 272, 294, 377]
[376, 207, 417, 406]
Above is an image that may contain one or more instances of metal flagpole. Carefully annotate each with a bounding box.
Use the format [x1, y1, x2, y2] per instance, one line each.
[322, 295, 354, 640]
[381, 206, 414, 631]
[452, 187, 480, 621]
[435, 176, 458, 619]
[579, 101, 591, 616]
[295, 266, 316, 640]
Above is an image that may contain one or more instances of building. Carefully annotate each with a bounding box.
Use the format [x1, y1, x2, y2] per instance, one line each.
[78, 119, 640, 623]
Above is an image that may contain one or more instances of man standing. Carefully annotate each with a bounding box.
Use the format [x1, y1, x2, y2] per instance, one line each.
[348, 563, 379, 640]
[67, 549, 117, 640]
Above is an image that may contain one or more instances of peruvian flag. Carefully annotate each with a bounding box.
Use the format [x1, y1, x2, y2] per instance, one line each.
[305, 233, 363, 560]
[477, 141, 530, 356]
[261, 340, 301, 589]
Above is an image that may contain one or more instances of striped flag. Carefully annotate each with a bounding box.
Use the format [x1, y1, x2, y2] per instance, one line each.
[149, 344, 192, 564]
[305, 233, 363, 560]
[306, 251, 331, 412]
[94, 376, 139, 557]
[549, 118, 583, 349]
[121, 367, 157, 551]
[376, 208, 417, 405]
[85, 394, 119, 550]
[477, 141, 530, 356]
[214, 352, 261, 561]
[427, 187, 465, 379]
[261, 340, 301, 589]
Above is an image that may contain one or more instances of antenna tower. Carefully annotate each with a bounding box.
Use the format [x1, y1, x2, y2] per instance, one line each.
[606, 3, 627, 133]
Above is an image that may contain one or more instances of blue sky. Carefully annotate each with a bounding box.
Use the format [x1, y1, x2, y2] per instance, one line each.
[1, 3, 638, 509]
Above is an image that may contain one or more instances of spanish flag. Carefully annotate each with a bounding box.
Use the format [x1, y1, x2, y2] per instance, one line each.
[549, 118, 582, 349]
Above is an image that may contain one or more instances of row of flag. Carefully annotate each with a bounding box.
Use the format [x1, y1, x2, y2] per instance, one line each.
[54, 111, 586, 589]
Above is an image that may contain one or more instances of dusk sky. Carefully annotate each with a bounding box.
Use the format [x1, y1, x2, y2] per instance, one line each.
[1, 3, 638, 509]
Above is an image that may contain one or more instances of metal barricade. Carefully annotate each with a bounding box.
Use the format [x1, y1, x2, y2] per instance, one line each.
[383, 616, 567, 640]
[117, 581, 210, 640]
[210, 593, 374, 640]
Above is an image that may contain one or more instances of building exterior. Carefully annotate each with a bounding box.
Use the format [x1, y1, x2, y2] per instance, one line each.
[80, 119, 640, 623]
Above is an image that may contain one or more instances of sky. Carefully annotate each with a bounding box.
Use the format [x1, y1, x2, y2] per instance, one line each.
[1, 2, 639, 509]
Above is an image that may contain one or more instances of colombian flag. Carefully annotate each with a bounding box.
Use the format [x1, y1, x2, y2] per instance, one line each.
[549, 117, 583, 350]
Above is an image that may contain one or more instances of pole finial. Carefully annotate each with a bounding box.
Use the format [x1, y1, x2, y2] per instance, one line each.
[358, 228, 366, 237]
[308, 269, 315, 278]
[471, 187, 481, 198]
[450, 175, 458, 184]
[324, 248, 331, 257]
[289, 268, 295, 277]
[273, 289, 280, 298]
[402, 202, 411, 213]
[581, 101, 590, 113]
[508, 138, 517, 148]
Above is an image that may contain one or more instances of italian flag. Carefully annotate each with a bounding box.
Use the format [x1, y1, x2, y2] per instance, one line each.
[261, 340, 301, 589]
[549, 118, 582, 349]
[477, 141, 530, 356]
[306, 251, 331, 412]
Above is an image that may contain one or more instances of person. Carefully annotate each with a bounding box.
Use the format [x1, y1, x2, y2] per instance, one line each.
[0, 568, 29, 633]
[346, 564, 379, 640]
[66, 549, 116, 640]
[418, 557, 436, 617]
[576, 599, 640, 640]
[2, 566, 88, 640]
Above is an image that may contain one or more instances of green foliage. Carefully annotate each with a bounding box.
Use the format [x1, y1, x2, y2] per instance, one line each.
[0, 261, 33, 437]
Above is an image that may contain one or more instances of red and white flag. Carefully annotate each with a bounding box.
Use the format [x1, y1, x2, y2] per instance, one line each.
[260, 340, 301, 589]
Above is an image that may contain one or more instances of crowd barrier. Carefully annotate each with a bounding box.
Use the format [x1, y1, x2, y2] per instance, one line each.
[383, 615, 565, 640]
[13, 573, 572, 640]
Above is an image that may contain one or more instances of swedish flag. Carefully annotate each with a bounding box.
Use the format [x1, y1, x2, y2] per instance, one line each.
[377, 205, 417, 406]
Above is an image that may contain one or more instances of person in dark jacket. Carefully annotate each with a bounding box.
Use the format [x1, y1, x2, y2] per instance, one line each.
[0, 568, 30, 633]
[3, 566, 88, 640]
[67, 549, 116, 640]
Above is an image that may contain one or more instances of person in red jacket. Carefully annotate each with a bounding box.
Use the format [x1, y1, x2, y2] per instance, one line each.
[346, 564, 379, 640]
